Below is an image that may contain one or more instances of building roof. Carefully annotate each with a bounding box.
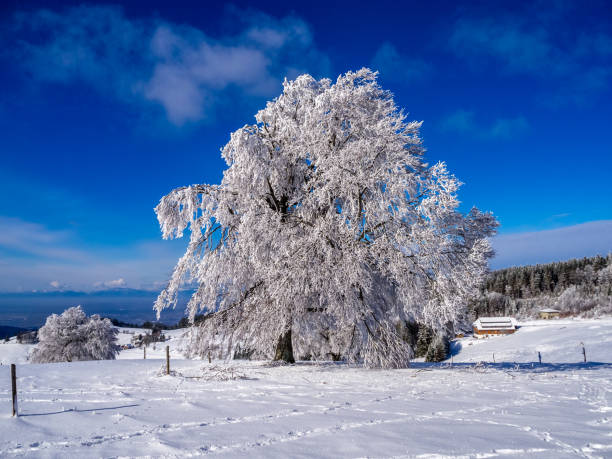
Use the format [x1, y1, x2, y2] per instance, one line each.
[472, 317, 518, 331]
[539, 308, 560, 313]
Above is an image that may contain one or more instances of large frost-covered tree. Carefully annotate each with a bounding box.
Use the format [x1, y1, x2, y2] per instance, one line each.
[30, 306, 119, 363]
[155, 69, 498, 368]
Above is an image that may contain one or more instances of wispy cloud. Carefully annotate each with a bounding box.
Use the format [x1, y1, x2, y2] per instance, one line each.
[49, 280, 67, 290]
[0, 217, 185, 292]
[94, 278, 127, 289]
[7, 5, 329, 125]
[450, 18, 559, 75]
[0, 217, 87, 262]
[491, 220, 612, 269]
[449, 5, 612, 105]
[441, 109, 528, 140]
[371, 42, 431, 83]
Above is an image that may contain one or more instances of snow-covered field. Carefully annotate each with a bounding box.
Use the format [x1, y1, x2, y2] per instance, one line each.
[452, 317, 612, 364]
[1, 319, 611, 458]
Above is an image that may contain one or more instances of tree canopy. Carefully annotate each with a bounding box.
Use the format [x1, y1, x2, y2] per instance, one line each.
[31, 306, 119, 363]
[155, 69, 498, 368]
[471, 254, 612, 319]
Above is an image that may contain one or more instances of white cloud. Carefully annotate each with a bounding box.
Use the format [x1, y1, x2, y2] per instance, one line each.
[371, 42, 431, 83]
[10, 5, 330, 126]
[0, 216, 87, 262]
[450, 18, 558, 76]
[48, 280, 69, 290]
[441, 109, 528, 140]
[449, 5, 612, 105]
[0, 217, 185, 292]
[94, 278, 127, 289]
[490, 220, 612, 269]
[142, 25, 275, 124]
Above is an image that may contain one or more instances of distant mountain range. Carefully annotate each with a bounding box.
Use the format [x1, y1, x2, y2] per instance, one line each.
[0, 288, 195, 328]
[0, 325, 30, 340]
[0, 288, 167, 298]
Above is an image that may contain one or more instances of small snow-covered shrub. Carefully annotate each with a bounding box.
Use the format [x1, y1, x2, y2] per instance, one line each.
[30, 306, 119, 363]
[200, 365, 249, 381]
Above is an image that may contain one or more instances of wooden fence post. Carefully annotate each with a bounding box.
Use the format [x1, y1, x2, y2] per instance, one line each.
[166, 346, 170, 375]
[208, 350, 211, 364]
[538, 351, 542, 364]
[144, 347, 146, 359]
[11, 364, 18, 417]
[582, 345, 587, 363]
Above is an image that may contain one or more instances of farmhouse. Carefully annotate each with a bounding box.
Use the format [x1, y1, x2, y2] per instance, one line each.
[539, 308, 560, 319]
[473, 317, 518, 336]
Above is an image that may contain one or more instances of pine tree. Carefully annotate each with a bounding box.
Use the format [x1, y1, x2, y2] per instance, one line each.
[470, 253, 612, 318]
[415, 325, 433, 358]
[530, 271, 542, 294]
[425, 334, 449, 362]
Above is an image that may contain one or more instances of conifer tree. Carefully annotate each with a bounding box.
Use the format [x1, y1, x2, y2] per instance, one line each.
[415, 325, 434, 358]
[425, 334, 449, 362]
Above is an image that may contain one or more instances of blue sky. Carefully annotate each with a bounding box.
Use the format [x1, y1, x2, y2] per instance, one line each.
[1, 0, 611, 292]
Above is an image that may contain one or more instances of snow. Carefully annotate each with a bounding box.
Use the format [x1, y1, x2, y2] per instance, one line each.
[0, 319, 611, 457]
[115, 328, 190, 360]
[473, 317, 518, 331]
[0, 339, 35, 365]
[453, 317, 612, 364]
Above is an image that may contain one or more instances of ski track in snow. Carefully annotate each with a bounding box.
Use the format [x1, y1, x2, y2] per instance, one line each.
[0, 319, 611, 458]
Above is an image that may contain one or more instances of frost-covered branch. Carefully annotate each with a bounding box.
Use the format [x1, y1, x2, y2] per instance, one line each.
[155, 69, 498, 368]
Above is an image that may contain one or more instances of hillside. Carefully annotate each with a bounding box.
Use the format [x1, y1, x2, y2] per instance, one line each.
[470, 254, 612, 320]
[0, 290, 191, 329]
[452, 317, 612, 364]
[0, 318, 611, 457]
[0, 326, 28, 341]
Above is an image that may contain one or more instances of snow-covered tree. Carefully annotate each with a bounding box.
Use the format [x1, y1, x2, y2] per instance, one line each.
[415, 325, 434, 358]
[30, 306, 119, 363]
[155, 69, 498, 368]
[425, 334, 450, 363]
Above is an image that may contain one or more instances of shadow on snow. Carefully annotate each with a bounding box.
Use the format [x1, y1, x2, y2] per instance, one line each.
[410, 361, 612, 373]
[19, 404, 140, 417]
[266, 360, 612, 374]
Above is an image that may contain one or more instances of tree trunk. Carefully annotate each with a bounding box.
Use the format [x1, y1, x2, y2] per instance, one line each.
[274, 328, 295, 363]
